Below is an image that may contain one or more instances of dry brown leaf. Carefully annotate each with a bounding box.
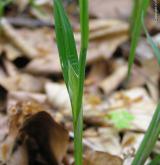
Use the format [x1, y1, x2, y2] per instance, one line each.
[1, 19, 38, 59]
[8, 91, 48, 108]
[2, 102, 69, 165]
[24, 55, 61, 75]
[83, 151, 123, 165]
[83, 87, 156, 132]
[87, 59, 113, 85]
[84, 128, 122, 156]
[0, 74, 46, 93]
[89, 0, 132, 20]
[99, 63, 128, 95]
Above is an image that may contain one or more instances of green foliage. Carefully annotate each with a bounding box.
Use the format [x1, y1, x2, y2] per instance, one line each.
[0, 0, 13, 17]
[128, 0, 150, 78]
[109, 109, 134, 129]
[129, 2, 160, 164]
[131, 14, 160, 165]
[130, 0, 140, 31]
[142, 12, 160, 65]
[132, 103, 160, 165]
[53, 0, 89, 164]
[148, 154, 160, 165]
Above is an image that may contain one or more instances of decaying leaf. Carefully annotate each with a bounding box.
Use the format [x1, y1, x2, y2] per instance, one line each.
[89, 0, 132, 20]
[84, 128, 122, 156]
[0, 74, 47, 92]
[99, 63, 128, 95]
[1, 19, 38, 59]
[8, 91, 48, 109]
[24, 55, 61, 75]
[1, 101, 69, 165]
[83, 151, 123, 165]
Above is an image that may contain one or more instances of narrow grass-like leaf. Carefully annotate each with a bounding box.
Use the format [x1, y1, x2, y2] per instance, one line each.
[132, 103, 160, 165]
[73, 1, 89, 164]
[130, 0, 140, 33]
[74, 110, 83, 165]
[128, 0, 150, 77]
[148, 155, 160, 165]
[142, 13, 160, 65]
[79, 0, 89, 49]
[68, 62, 79, 120]
[77, 0, 89, 118]
[53, 0, 89, 165]
[54, 0, 79, 88]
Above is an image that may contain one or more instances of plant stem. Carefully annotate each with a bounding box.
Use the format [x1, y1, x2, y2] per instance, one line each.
[132, 102, 160, 165]
[73, 0, 89, 164]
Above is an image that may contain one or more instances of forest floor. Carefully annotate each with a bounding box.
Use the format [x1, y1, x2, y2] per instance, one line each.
[0, 0, 160, 165]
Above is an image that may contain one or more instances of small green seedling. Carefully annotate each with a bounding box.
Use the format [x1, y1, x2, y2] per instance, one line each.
[109, 109, 134, 129]
[53, 0, 89, 165]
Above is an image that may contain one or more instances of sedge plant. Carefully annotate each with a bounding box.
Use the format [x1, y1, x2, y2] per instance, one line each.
[128, 0, 150, 77]
[53, 0, 89, 165]
[131, 13, 160, 165]
[128, 0, 160, 164]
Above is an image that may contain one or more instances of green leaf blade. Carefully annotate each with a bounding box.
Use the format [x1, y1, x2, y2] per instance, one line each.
[128, 0, 150, 78]
[132, 103, 160, 165]
[54, 0, 79, 87]
[142, 13, 160, 65]
[68, 62, 79, 119]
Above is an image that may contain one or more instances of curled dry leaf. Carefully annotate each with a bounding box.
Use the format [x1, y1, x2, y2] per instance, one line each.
[89, 20, 129, 40]
[86, 59, 113, 86]
[99, 63, 128, 95]
[0, 19, 38, 59]
[0, 52, 18, 77]
[1, 101, 69, 165]
[0, 74, 46, 93]
[0, 37, 21, 61]
[76, 19, 129, 64]
[24, 55, 61, 75]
